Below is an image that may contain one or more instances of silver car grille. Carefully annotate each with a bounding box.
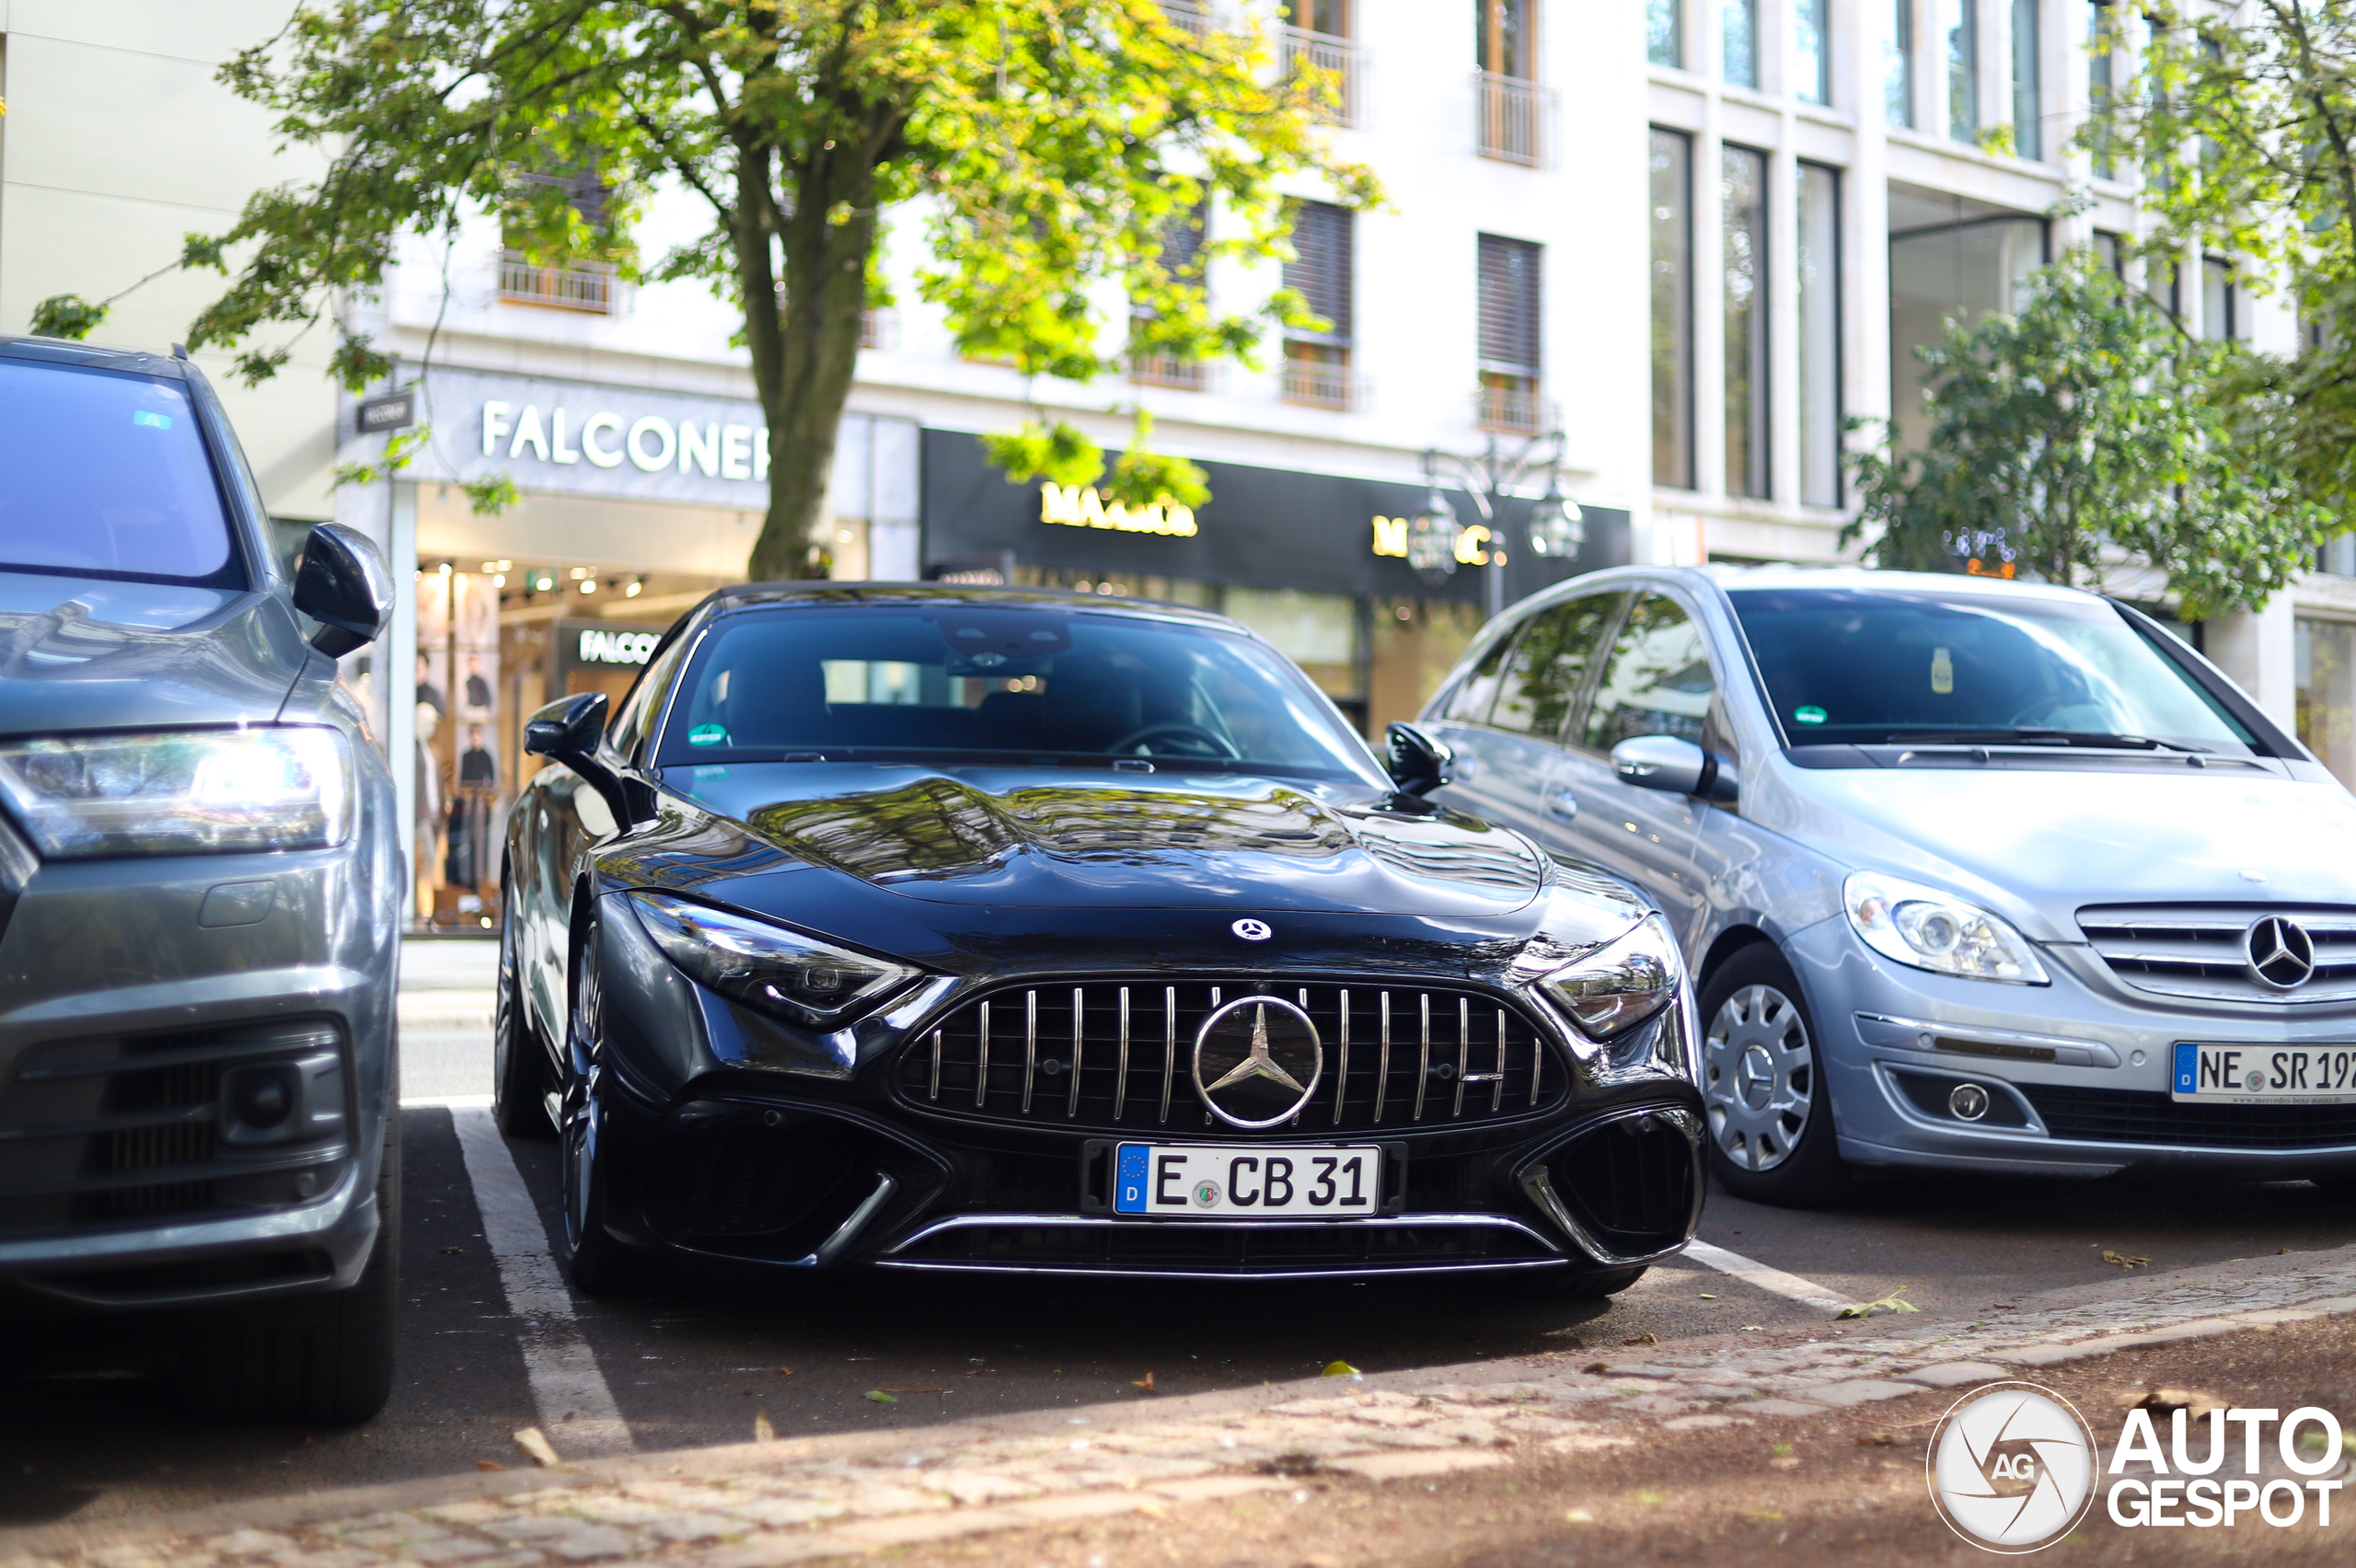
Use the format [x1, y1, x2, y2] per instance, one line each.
[895, 979, 1566, 1133]
[2075, 904, 2356, 1004]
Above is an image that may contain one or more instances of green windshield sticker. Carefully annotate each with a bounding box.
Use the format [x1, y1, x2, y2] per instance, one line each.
[687, 723, 729, 746]
[131, 410, 173, 430]
[1794, 705, 1828, 725]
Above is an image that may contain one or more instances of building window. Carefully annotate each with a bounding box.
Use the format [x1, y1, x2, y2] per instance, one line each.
[1131, 205, 1209, 390]
[2087, 1, 2114, 176]
[1726, 0, 1759, 87]
[1797, 163, 1842, 509]
[1723, 144, 1770, 501]
[1946, 0, 1978, 142]
[2012, 0, 2042, 158]
[1648, 0, 1681, 66]
[1477, 0, 1553, 165]
[2093, 230, 2122, 274]
[1796, 0, 1831, 104]
[1282, 201, 1356, 410]
[1888, 199, 2045, 451]
[2203, 257, 2236, 340]
[1282, 0, 1362, 127]
[1888, 0, 1916, 126]
[1650, 128, 1695, 490]
[500, 167, 623, 315]
[1477, 235, 1547, 433]
[2298, 617, 2356, 790]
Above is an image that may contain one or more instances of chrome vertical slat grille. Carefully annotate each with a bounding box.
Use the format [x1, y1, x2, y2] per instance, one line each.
[897, 980, 1566, 1134]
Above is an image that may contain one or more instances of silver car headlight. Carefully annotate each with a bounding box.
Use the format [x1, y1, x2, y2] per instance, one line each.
[627, 890, 920, 1027]
[0, 726, 354, 858]
[1530, 914, 1682, 1041]
[1842, 871, 2050, 985]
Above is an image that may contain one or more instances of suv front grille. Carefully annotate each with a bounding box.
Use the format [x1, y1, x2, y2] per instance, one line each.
[2022, 1085, 2356, 1148]
[895, 980, 1565, 1134]
[2077, 904, 2356, 1004]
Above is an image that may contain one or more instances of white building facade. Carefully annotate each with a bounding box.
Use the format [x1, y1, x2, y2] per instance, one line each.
[6, 0, 2356, 926]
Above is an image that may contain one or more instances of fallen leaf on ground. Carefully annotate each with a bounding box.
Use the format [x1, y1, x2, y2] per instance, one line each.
[1623, 1332, 1657, 1346]
[2102, 1250, 2151, 1270]
[2279, 1247, 2293, 1255]
[777, 1367, 793, 1376]
[1137, 1502, 1171, 1520]
[1257, 1452, 1323, 1477]
[1742, 1325, 1764, 1332]
[753, 1411, 776, 1443]
[1698, 1293, 1717, 1299]
[1322, 1361, 1360, 1377]
[439, 1246, 463, 1255]
[874, 1387, 941, 1394]
[864, 1389, 898, 1404]
[1580, 1362, 1610, 1375]
[2124, 1387, 2221, 1417]
[1133, 1372, 1156, 1391]
[1563, 1509, 1596, 1525]
[512, 1428, 560, 1469]
[1768, 1455, 1800, 1471]
[1837, 1286, 1919, 1319]
[1743, 1509, 1784, 1522]
[1636, 1491, 1666, 1505]
[1856, 1432, 1902, 1447]
[475, 1460, 505, 1472]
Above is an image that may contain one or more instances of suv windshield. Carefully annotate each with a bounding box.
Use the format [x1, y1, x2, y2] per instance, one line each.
[655, 605, 1389, 783]
[1727, 585, 2258, 752]
[0, 361, 241, 587]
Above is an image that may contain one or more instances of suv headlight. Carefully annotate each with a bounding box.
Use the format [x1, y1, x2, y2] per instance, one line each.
[0, 727, 354, 858]
[1530, 914, 1681, 1041]
[627, 891, 920, 1027]
[1843, 871, 2050, 985]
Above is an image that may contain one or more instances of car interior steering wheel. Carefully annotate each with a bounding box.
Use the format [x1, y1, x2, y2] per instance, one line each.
[1108, 722, 1240, 759]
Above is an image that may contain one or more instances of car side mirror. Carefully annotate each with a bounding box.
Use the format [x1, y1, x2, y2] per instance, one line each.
[1385, 721, 1457, 798]
[525, 692, 641, 829]
[1611, 735, 1738, 802]
[293, 523, 393, 658]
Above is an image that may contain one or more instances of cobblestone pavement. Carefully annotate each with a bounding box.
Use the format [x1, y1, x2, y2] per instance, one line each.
[10, 1239, 2356, 1568]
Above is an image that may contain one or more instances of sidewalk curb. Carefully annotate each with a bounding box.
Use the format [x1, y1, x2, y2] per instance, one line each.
[11, 1240, 2356, 1565]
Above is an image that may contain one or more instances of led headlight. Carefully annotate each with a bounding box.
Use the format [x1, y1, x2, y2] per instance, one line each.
[0, 727, 354, 858]
[627, 891, 920, 1027]
[1842, 871, 2050, 985]
[1530, 914, 1681, 1040]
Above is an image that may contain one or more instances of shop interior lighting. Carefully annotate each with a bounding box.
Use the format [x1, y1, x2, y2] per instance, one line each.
[570, 566, 590, 580]
[625, 578, 644, 598]
[579, 578, 597, 594]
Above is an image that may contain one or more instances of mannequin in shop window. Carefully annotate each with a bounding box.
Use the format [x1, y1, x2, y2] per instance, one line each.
[414, 696, 445, 924]
[464, 654, 493, 714]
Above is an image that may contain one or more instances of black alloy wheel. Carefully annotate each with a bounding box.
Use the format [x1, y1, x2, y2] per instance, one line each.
[1699, 943, 1851, 1208]
[556, 908, 641, 1296]
[493, 886, 555, 1138]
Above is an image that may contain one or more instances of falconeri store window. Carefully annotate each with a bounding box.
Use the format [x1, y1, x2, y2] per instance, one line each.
[396, 368, 918, 926]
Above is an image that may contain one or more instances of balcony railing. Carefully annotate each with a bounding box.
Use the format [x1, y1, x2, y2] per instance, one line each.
[859, 307, 898, 351]
[1476, 385, 1560, 435]
[1285, 27, 1364, 127]
[1281, 361, 1363, 411]
[1476, 72, 1558, 167]
[1130, 350, 1211, 390]
[1160, 0, 1211, 40]
[498, 251, 622, 314]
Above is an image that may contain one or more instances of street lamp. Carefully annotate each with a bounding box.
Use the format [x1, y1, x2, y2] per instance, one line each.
[1405, 487, 1460, 584]
[1424, 429, 1577, 620]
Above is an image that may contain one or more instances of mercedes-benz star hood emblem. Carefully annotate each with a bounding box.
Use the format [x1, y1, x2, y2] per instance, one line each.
[2247, 915, 2316, 990]
[1192, 997, 1322, 1128]
[1231, 918, 1272, 941]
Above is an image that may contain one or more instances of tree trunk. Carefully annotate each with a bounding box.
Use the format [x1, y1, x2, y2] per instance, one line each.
[738, 144, 878, 583]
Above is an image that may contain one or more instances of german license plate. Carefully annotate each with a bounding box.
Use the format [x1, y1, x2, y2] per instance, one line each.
[1112, 1143, 1382, 1217]
[2172, 1043, 2356, 1104]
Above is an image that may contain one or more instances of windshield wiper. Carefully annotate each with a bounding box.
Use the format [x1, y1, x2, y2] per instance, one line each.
[1886, 727, 2208, 754]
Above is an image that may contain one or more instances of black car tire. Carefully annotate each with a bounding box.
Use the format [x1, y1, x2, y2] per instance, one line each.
[177, 1105, 400, 1424]
[557, 911, 643, 1297]
[1700, 943, 1851, 1209]
[494, 898, 556, 1139]
[1508, 1263, 1648, 1301]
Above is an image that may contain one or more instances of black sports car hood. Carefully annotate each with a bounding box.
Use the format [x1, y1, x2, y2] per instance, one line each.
[659, 763, 1551, 917]
[0, 572, 309, 735]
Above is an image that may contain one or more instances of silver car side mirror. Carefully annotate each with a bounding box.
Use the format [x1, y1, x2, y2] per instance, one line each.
[1612, 734, 1738, 802]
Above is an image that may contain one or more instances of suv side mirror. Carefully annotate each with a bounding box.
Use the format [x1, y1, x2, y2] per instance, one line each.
[525, 692, 642, 829]
[293, 523, 393, 658]
[1385, 721, 1457, 798]
[1611, 735, 1739, 802]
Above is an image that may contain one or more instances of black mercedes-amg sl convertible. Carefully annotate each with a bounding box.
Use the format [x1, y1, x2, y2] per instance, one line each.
[498, 583, 1702, 1297]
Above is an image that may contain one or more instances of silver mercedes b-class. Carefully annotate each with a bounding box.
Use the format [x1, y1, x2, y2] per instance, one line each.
[1425, 564, 2356, 1205]
[0, 338, 398, 1420]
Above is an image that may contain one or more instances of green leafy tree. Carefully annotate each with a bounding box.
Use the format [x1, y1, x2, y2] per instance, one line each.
[40, 2, 1371, 579]
[1846, 248, 2331, 618]
[2083, 0, 2356, 526]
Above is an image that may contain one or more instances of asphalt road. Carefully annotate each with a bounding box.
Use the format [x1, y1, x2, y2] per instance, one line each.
[5, 936, 2355, 1528]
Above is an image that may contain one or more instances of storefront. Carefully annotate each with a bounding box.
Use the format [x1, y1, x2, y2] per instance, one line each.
[919, 428, 1630, 736]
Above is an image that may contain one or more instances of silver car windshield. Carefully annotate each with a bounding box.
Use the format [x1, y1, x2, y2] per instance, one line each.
[1727, 586, 2258, 752]
[655, 605, 1391, 783]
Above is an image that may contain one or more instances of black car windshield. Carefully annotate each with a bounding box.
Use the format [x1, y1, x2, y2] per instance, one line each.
[1727, 585, 2258, 752]
[0, 361, 241, 587]
[655, 605, 1391, 782]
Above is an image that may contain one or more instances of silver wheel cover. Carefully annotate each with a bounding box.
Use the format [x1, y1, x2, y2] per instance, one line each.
[1703, 982, 1814, 1172]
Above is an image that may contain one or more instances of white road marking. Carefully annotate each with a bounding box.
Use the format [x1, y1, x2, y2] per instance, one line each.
[1683, 1239, 1848, 1312]
[402, 1093, 493, 1109]
[448, 1105, 635, 1458]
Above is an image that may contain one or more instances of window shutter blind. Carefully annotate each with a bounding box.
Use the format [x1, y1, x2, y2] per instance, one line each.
[1477, 234, 1542, 375]
[1283, 202, 1354, 344]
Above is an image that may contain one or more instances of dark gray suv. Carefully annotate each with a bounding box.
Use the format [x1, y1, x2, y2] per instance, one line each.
[0, 338, 398, 1422]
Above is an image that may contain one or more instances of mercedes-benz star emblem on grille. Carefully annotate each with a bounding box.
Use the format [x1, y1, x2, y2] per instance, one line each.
[1192, 997, 1323, 1129]
[2246, 915, 2317, 990]
[1231, 918, 1273, 941]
